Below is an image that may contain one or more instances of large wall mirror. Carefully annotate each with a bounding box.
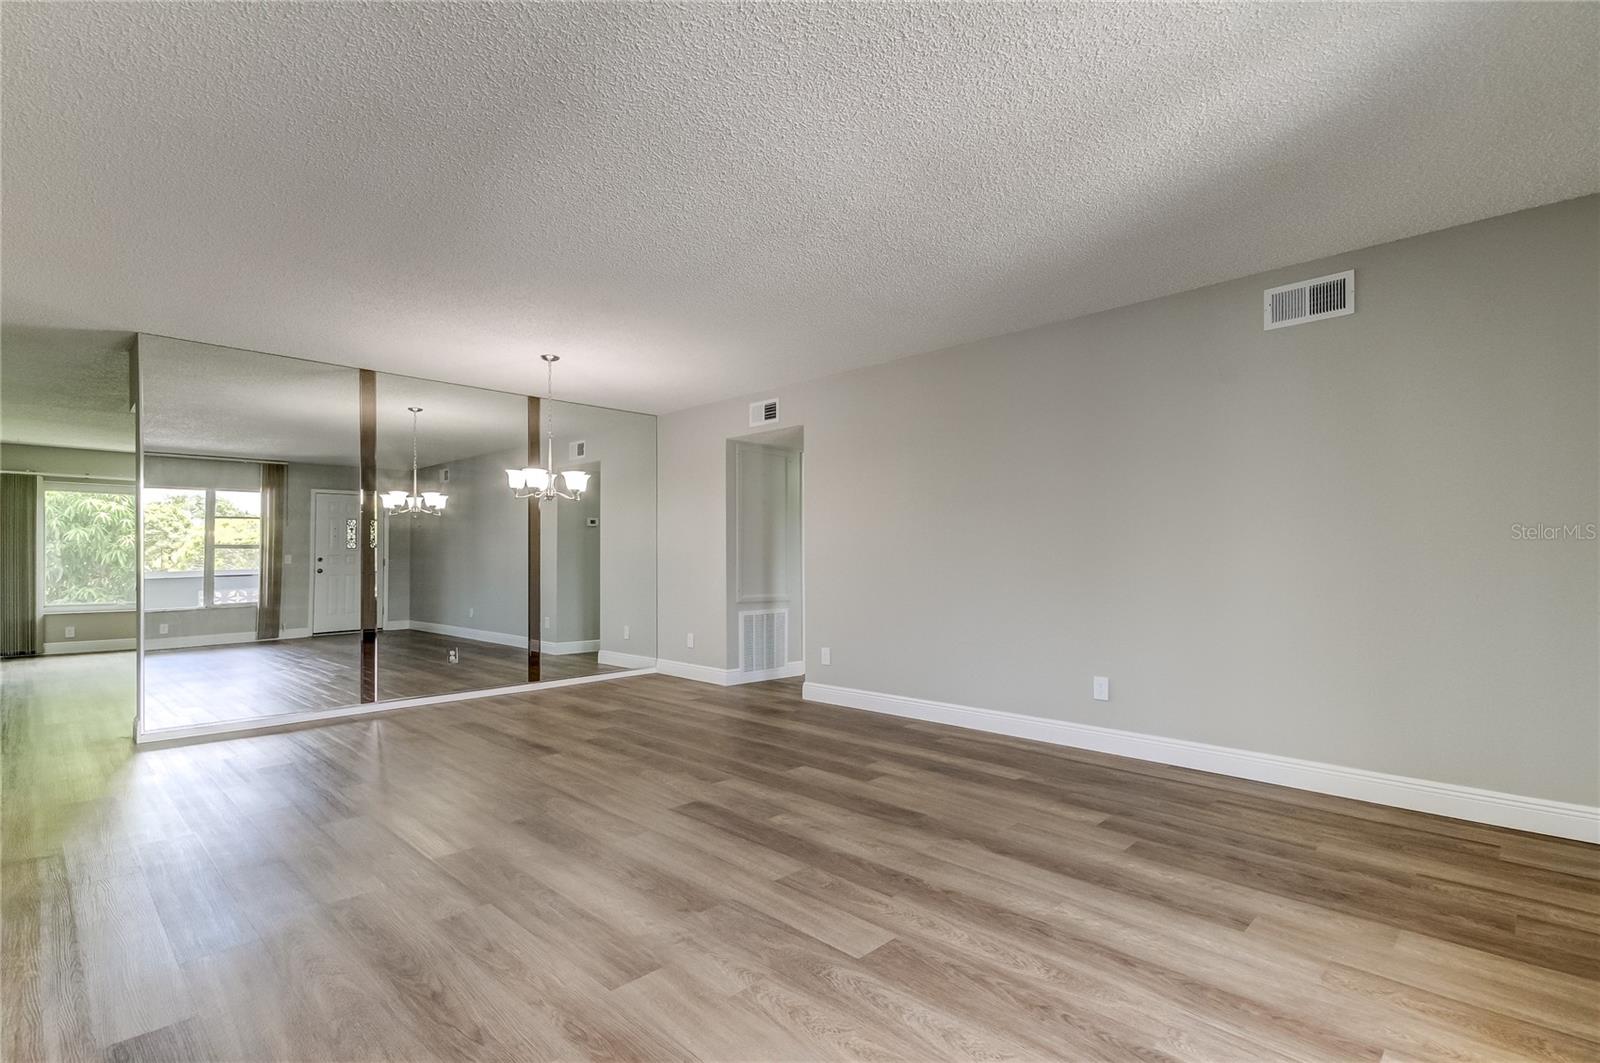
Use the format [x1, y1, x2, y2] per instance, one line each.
[136, 336, 656, 740]
[537, 398, 657, 675]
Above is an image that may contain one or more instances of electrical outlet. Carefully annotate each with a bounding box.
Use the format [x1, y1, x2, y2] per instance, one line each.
[64, 625, 76, 639]
[686, 632, 695, 649]
[1093, 676, 1110, 701]
[544, 616, 551, 629]
[623, 624, 630, 640]
[820, 647, 831, 665]
[284, 554, 293, 564]
[159, 622, 170, 635]
[467, 607, 475, 619]
[447, 648, 460, 664]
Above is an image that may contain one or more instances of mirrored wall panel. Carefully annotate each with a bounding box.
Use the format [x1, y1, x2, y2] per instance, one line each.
[539, 399, 657, 676]
[140, 336, 359, 731]
[136, 335, 657, 738]
[374, 372, 530, 701]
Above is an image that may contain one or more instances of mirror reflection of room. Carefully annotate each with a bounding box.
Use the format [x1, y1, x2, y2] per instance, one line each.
[113, 334, 658, 736]
[373, 373, 534, 700]
[536, 398, 657, 678]
[139, 336, 360, 732]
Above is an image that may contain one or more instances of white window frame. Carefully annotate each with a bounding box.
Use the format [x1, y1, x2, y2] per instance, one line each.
[210, 487, 263, 607]
[143, 486, 262, 612]
[40, 479, 138, 614]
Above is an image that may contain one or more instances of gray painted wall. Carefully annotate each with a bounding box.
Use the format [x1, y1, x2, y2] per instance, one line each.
[545, 464, 600, 644]
[542, 401, 658, 658]
[657, 196, 1599, 805]
[408, 446, 529, 638]
[44, 610, 134, 645]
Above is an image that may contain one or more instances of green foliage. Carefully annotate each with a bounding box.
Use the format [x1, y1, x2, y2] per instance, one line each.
[43, 490, 137, 605]
[142, 491, 206, 574]
[44, 487, 261, 605]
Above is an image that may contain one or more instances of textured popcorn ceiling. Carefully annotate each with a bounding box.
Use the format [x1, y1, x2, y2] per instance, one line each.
[2, 3, 1596, 414]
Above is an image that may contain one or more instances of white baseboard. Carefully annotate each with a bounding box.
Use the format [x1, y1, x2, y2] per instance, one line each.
[657, 658, 805, 687]
[801, 682, 1600, 844]
[135, 664, 659, 747]
[146, 630, 258, 650]
[145, 628, 314, 651]
[540, 639, 599, 655]
[407, 620, 526, 649]
[598, 650, 658, 670]
[43, 638, 136, 655]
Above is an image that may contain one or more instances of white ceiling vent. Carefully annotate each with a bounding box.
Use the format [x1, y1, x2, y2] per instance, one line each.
[1263, 270, 1354, 330]
[749, 398, 780, 427]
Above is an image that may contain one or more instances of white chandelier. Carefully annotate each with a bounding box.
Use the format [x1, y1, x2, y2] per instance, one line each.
[381, 406, 448, 517]
[506, 354, 590, 503]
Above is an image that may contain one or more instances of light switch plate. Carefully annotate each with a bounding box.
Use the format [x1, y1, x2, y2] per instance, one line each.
[820, 647, 831, 665]
[1093, 676, 1110, 701]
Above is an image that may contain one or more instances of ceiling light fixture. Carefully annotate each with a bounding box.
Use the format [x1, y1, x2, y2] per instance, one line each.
[507, 355, 589, 504]
[381, 406, 448, 516]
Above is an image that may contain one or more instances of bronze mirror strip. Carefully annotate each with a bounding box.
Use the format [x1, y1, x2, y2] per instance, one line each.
[359, 368, 378, 702]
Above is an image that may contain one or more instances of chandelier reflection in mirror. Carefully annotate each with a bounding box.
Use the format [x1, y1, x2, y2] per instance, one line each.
[381, 406, 448, 517]
[506, 354, 590, 503]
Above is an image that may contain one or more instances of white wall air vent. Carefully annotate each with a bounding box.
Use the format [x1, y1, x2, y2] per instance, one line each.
[1263, 269, 1354, 330]
[739, 609, 788, 672]
[569, 440, 587, 459]
[749, 398, 780, 427]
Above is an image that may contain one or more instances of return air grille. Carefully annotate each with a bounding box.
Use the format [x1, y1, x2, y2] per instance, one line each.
[1263, 270, 1354, 330]
[739, 609, 788, 672]
[749, 399, 780, 427]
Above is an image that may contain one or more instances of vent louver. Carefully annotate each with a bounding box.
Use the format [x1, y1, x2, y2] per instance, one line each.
[1263, 270, 1354, 330]
[749, 399, 780, 427]
[740, 609, 788, 672]
[569, 440, 587, 459]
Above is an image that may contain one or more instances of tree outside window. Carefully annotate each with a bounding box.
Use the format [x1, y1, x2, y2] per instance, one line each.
[213, 490, 261, 604]
[141, 487, 262, 608]
[43, 485, 136, 607]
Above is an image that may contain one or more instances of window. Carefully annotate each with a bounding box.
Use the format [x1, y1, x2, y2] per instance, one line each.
[143, 488, 206, 609]
[212, 490, 261, 604]
[142, 487, 262, 609]
[42, 482, 136, 610]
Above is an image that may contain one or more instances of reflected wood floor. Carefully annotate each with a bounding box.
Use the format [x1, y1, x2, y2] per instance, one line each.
[143, 629, 622, 731]
[3, 653, 1597, 1062]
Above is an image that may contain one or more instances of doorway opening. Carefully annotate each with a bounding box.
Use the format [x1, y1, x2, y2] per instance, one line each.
[726, 427, 803, 680]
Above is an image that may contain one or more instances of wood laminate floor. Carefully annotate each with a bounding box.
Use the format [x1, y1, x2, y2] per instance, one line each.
[143, 629, 622, 731]
[3, 652, 1597, 1062]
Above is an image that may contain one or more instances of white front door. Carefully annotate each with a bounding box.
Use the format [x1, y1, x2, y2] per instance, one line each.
[312, 492, 362, 633]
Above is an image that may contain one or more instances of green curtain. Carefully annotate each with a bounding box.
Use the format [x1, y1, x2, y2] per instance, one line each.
[255, 463, 286, 640]
[0, 473, 40, 657]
